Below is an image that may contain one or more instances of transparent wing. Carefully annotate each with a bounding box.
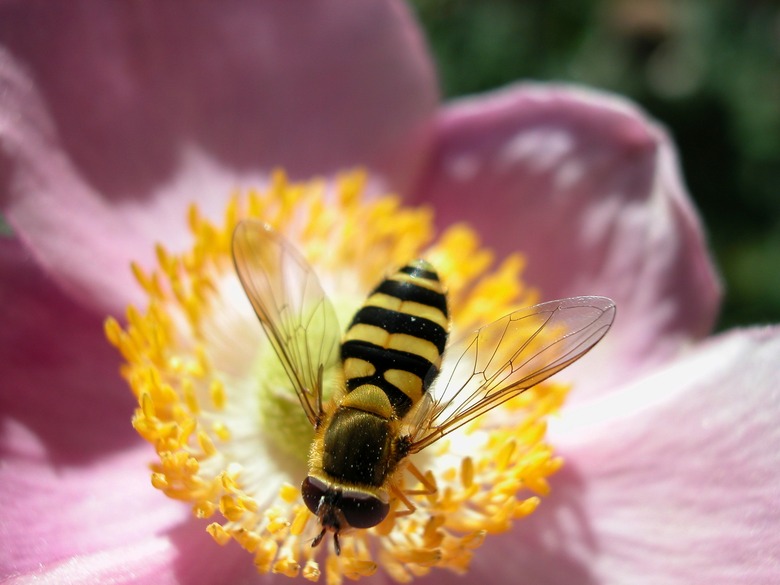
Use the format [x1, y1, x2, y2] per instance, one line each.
[407, 296, 616, 453]
[232, 219, 341, 425]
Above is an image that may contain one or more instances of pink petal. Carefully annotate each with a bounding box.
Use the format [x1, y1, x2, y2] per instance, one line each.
[0, 0, 437, 314]
[411, 84, 721, 395]
[0, 237, 134, 458]
[0, 238, 254, 583]
[4, 539, 189, 585]
[465, 327, 780, 585]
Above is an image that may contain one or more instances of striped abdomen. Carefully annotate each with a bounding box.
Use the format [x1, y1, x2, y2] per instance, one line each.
[340, 260, 449, 418]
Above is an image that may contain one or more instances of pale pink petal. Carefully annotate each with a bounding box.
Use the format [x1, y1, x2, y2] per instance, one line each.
[0, 238, 134, 457]
[411, 84, 721, 395]
[464, 326, 780, 585]
[0, 238, 254, 583]
[1, 536, 249, 585]
[0, 440, 255, 585]
[0, 0, 437, 314]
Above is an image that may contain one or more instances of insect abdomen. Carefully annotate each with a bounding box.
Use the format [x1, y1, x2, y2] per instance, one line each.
[341, 260, 449, 418]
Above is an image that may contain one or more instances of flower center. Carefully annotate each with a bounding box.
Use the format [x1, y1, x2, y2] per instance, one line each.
[105, 170, 570, 583]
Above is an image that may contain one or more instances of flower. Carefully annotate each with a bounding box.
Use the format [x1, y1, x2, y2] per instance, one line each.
[1, 2, 778, 585]
[104, 171, 582, 581]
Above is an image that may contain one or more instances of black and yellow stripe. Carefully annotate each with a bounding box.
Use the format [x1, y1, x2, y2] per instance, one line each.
[341, 259, 449, 418]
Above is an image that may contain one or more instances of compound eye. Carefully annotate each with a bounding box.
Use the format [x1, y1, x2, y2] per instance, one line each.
[301, 476, 327, 514]
[339, 490, 390, 529]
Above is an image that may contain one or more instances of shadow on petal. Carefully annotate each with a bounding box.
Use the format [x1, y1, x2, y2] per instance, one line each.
[457, 462, 599, 585]
[0, 238, 139, 466]
[166, 514, 260, 585]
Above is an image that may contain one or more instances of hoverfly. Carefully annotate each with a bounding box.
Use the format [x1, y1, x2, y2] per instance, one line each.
[232, 219, 615, 555]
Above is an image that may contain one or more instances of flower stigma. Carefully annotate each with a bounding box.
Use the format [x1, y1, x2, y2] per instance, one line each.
[105, 170, 570, 583]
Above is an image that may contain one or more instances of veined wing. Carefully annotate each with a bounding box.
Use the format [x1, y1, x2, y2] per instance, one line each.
[232, 219, 341, 425]
[407, 296, 615, 453]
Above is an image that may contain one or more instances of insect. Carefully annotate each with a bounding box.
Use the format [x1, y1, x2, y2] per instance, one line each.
[232, 219, 615, 555]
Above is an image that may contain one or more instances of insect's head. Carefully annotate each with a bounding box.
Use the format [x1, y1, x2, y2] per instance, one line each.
[302, 476, 390, 555]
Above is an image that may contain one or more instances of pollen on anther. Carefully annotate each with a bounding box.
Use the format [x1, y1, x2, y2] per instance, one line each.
[182, 379, 200, 414]
[514, 497, 540, 518]
[212, 421, 231, 441]
[255, 540, 280, 573]
[302, 560, 321, 581]
[422, 516, 445, 548]
[273, 557, 301, 578]
[193, 500, 216, 518]
[523, 476, 551, 496]
[130, 261, 162, 297]
[267, 515, 291, 534]
[140, 391, 155, 419]
[103, 317, 122, 346]
[291, 507, 310, 536]
[279, 483, 300, 503]
[219, 496, 245, 522]
[197, 431, 217, 457]
[210, 379, 226, 410]
[343, 558, 378, 578]
[496, 439, 516, 471]
[394, 548, 442, 566]
[207, 522, 232, 546]
[151, 472, 168, 489]
[460, 457, 474, 489]
[231, 529, 260, 552]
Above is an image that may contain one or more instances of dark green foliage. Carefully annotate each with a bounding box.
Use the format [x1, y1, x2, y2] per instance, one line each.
[413, 0, 780, 329]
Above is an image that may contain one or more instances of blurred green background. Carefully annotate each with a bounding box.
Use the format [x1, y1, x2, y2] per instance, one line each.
[412, 0, 780, 331]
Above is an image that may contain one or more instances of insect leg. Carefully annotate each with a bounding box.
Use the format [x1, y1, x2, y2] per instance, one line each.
[390, 484, 417, 518]
[312, 527, 326, 549]
[389, 462, 438, 519]
[404, 461, 437, 496]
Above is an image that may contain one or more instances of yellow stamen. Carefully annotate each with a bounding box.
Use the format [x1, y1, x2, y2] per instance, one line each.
[106, 170, 570, 583]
